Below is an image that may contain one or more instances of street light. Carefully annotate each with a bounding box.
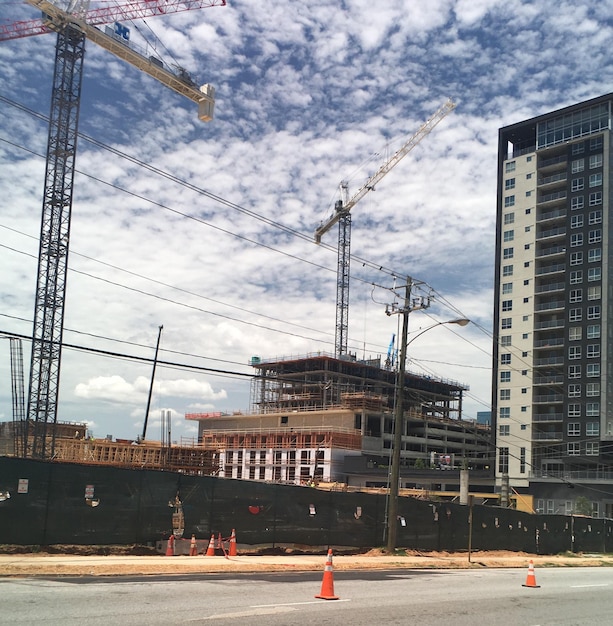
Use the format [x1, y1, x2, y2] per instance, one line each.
[385, 283, 469, 552]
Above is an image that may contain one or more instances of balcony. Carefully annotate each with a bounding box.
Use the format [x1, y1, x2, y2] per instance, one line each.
[535, 282, 565, 294]
[532, 431, 563, 441]
[537, 208, 567, 223]
[534, 318, 564, 330]
[534, 337, 564, 348]
[533, 375, 564, 385]
[538, 172, 567, 187]
[533, 413, 563, 422]
[536, 226, 566, 241]
[533, 393, 564, 403]
[537, 190, 567, 205]
[535, 263, 565, 276]
[538, 154, 567, 172]
[536, 245, 566, 259]
[535, 300, 565, 312]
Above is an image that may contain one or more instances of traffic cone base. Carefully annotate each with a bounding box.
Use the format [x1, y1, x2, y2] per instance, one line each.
[522, 560, 540, 588]
[315, 549, 339, 600]
[189, 534, 198, 556]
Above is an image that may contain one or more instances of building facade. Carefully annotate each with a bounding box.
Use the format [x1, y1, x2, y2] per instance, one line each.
[189, 353, 493, 495]
[494, 94, 613, 517]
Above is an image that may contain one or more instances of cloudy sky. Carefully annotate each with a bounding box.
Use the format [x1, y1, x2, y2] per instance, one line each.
[0, 0, 611, 441]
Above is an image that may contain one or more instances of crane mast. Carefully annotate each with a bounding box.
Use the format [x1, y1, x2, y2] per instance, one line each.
[314, 99, 456, 358]
[3, 1, 224, 458]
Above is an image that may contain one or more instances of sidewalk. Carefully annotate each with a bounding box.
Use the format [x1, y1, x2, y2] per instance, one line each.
[1, 551, 612, 577]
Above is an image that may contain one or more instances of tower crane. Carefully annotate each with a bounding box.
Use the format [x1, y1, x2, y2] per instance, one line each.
[314, 99, 456, 359]
[2, 0, 225, 459]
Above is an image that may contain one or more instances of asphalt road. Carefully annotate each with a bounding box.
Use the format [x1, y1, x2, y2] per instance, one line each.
[1, 567, 611, 625]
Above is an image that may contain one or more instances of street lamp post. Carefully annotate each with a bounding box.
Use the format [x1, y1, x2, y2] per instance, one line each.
[385, 281, 469, 552]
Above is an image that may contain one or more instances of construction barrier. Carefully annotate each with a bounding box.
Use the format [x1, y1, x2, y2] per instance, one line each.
[165, 534, 175, 557]
[189, 534, 198, 556]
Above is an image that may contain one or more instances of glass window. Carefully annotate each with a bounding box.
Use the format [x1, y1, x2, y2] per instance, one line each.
[589, 153, 603, 168]
[587, 363, 600, 377]
[520, 448, 526, 474]
[571, 178, 584, 191]
[504, 230, 514, 242]
[499, 425, 510, 436]
[504, 195, 515, 207]
[500, 371, 511, 382]
[587, 344, 600, 358]
[568, 422, 581, 436]
[589, 137, 603, 150]
[569, 289, 582, 303]
[502, 282, 513, 294]
[589, 191, 602, 206]
[501, 353, 511, 364]
[505, 178, 515, 190]
[501, 335, 512, 346]
[588, 229, 601, 244]
[568, 364, 581, 378]
[570, 252, 583, 265]
[500, 407, 510, 418]
[503, 247, 514, 259]
[504, 212, 515, 224]
[586, 382, 599, 396]
[569, 327, 582, 341]
[586, 442, 599, 456]
[570, 233, 583, 247]
[568, 384, 581, 398]
[569, 346, 582, 360]
[569, 308, 582, 322]
[587, 324, 600, 339]
[500, 389, 511, 400]
[502, 300, 512, 312]
[570, 270, 583, 284]
[586, 422, 600, 436]
[570, 215, 583, 229]
[505, 161, 516, 173]
[588, 286, 601, 300]
[586, 402, 600, 417]
[498, 447, 509, 473]
[588, 210, 602, 224]
[587, 305, 601, 319]
[572, 142, 585, 155]
[567, 443, 580, 456]
[501, 318, 512, 329]
[588, 248, 601, 263]
[588, 267, 601, 282]
[589, 173, 602, 187]
[571, 196, 584, 210]
[571, 158, 584, 173]
[502, 265, 513, 277]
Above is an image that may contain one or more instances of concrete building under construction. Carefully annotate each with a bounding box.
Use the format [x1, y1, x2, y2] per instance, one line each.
[189, 353, 493, 493]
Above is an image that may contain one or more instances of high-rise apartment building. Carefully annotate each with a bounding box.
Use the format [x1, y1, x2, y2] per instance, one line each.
[494, 94, 613, 517]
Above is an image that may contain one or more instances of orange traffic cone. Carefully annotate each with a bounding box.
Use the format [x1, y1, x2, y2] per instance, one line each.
[189, 534, 198, 556]
[229, 529, 237, 557]
[205, 533, 216, 557]
[315, 548, 339, 600]
[522, 560, 540, 588]
[165, 534, 175, 557]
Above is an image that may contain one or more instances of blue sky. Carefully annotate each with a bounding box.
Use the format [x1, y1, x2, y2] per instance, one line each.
[0, 0, 611, 441]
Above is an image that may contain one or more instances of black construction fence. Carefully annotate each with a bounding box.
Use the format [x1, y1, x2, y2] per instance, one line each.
[1, 456, 611, 553]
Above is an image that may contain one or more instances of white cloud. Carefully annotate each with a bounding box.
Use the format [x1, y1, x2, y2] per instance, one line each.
[1, 0, 613, 436]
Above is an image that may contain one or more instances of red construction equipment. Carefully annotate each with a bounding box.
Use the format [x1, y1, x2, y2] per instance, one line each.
[522, 560, 540, 588]
[165, 534, 175, 557]
[229, 529, 237, 556]
[189, 534, 198, 556]
[205, 534, 216, 557]
[315, 549, 339, 600]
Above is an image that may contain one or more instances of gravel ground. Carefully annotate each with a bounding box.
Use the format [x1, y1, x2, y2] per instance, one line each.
[1, 549, 612, 577]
